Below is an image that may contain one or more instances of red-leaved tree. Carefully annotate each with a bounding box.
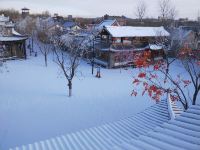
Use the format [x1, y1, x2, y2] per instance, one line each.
[132, 46, 200, 110]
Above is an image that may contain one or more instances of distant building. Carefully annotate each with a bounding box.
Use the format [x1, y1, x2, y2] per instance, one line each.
[95, 19, 119, 31]
[0, 14, 28, 59]
[170, 26, 200, 52]
[179, 18, 189, 22]
[86, 24, 96, 31]
[116, 16, 127, 26]
[52, 13, 64, 23]
[21, 7, 30, 18]
[68, 15, 73, 21]
[36, 17, 63, 34]
[94, 26, 170, 68]
[103, 14, 127, 26]
[62, 21, 81, 32]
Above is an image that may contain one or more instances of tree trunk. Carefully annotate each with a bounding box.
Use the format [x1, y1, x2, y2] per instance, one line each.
[92, 63, 94, 75]
[24, 42, 27, 59]
[192, 89, 199, 105]
[68, 80, 72, 97]
[185, 102, 188, 110]
[45, 54, 47, 67]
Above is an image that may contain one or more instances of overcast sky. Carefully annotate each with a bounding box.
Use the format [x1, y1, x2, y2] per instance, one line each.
[0, 0, 199, 19]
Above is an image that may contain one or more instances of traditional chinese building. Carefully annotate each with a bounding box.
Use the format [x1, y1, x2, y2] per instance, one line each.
[94, 26, 170, 68]
[0, 14, 28, 59]
[21, 7, 30, 18]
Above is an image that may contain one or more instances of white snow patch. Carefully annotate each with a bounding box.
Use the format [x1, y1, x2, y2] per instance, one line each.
[0, 51, 153, 149]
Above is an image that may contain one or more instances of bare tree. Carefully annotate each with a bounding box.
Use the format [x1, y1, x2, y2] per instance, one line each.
[159, 0, 171, 20]
[17, 16, 36, 56]
[169, 6, 177, 20]
[41, 10, 51, 18]
[135, 0, 147, 22]
[53, 34, 86, 97]
[35, 29, 52, 67]
[197, 10, 200, 23]
[158, 0, 177, 26]
[0, 8, 20, 21]
[86, 30, 99, 75]
[17, 16, 36, 35]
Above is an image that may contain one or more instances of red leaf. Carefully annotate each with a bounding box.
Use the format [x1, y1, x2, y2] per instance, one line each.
[153, 64, 159, 70]
[149, 85, 158, 92]
[148, 90, 152, 97]
[150, 73, 157, 79]
[170, 94, 179, 101]
[138, 72, 146, 78]
[182, 80, 191, 87]
[133, 79, 140, 84]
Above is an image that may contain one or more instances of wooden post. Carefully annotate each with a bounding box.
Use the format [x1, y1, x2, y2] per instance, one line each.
[24, 40, 27, 59]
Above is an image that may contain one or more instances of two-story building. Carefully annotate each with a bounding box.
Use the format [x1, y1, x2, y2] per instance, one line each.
[94, 26, 170, 68]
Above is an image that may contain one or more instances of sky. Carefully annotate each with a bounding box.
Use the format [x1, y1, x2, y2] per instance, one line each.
[0, 0, 199, 19]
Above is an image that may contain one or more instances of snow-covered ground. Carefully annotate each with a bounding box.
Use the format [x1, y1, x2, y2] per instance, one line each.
[0, 53, 154, 150]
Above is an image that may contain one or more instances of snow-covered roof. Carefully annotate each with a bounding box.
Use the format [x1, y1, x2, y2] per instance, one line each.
[96, 19, 119, 30]
[0, 36, 28, 42]
[21, 7, 30, 10]
[0, 14, 9, 22]
[63, 21, 77, 28]
[0, 25, 26, 41]
[149, 44, 163, 50]
[0, 14, 15, 29]
[104, 26, 170, 37]
[12, 28, 22, 36]
[10, 98, 185, 150]
[115, 105, 200, 150]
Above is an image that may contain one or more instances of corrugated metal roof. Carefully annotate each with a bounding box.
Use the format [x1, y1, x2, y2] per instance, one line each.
[9, 99, 173, 150]
[114, 105, 200, 150]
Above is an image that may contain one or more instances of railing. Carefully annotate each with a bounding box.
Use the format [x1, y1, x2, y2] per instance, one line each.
[95, 42, 111, 49]
[167, 93, 176, 120]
